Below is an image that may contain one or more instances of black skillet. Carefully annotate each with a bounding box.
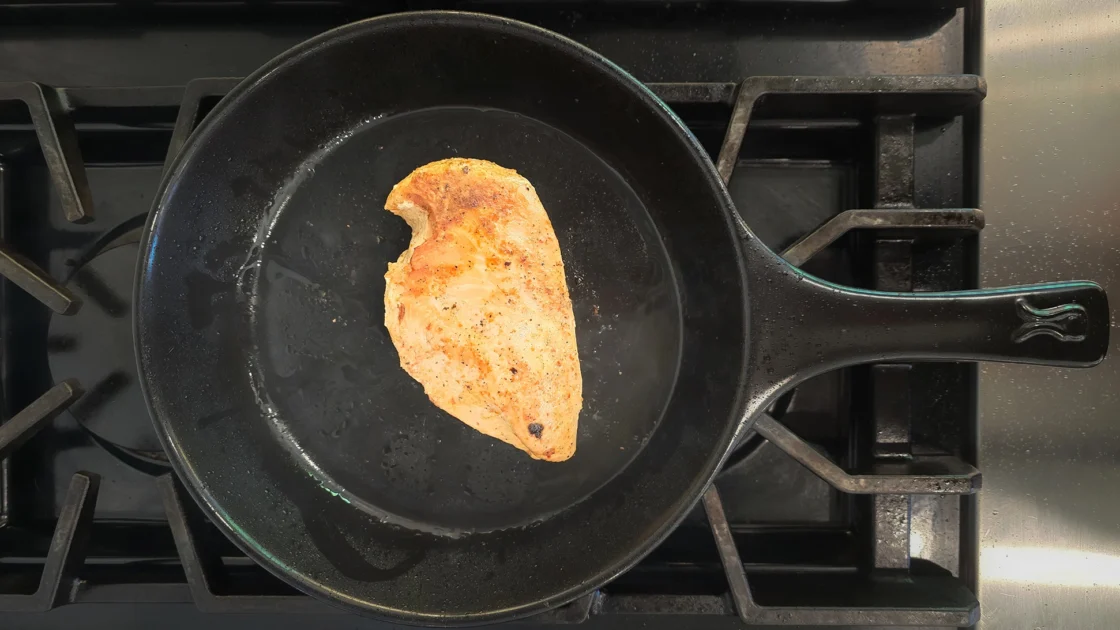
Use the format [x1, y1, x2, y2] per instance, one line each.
[134, 11, 1109, 624]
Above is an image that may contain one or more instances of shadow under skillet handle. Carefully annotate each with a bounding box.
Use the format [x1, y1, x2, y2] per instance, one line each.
[738, 242, 1110, 428]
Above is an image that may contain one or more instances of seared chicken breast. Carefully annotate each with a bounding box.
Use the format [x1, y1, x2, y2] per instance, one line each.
[384, 158, 582, 461]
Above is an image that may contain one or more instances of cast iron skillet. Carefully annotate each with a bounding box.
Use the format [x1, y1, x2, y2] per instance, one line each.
[135, 11, 1109, 624]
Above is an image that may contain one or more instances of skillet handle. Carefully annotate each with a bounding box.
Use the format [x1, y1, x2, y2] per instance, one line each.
[740, 244, 1110, 422]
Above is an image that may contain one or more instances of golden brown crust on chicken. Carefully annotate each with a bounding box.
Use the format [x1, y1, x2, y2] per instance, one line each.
[384, 158, 582, 461]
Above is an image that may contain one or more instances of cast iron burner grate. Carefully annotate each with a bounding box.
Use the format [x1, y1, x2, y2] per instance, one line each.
[0, 73, 983, 626]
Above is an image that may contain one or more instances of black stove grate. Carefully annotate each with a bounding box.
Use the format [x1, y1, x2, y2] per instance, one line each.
[0, 73, 982, 625]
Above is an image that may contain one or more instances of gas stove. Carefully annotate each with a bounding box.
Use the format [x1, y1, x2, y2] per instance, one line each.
[0, 2, 984, 628]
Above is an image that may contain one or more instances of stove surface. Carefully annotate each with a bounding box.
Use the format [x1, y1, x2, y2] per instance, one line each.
[980, 1, 1120, 629]
[0, 2, 985, 628]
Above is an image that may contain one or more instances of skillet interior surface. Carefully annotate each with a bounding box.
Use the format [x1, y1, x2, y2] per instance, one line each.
[251, 104, 681, 533]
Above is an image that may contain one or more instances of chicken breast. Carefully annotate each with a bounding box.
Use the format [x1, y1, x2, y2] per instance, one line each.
[384, 158, 582, 462]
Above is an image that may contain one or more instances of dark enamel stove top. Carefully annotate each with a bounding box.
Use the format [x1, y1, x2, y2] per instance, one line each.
[0, 2, 983, 628]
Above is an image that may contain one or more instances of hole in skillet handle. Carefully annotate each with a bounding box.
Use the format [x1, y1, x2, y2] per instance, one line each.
[735, 240, 1109, 437]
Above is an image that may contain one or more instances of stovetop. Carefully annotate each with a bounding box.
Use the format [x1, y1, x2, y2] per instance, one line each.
[0, 2, 984, 628]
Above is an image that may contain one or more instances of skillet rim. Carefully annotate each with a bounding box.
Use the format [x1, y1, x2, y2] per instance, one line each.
[134, 10, 751, 624]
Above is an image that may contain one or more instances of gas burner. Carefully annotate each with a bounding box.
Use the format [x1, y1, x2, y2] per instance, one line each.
[48, 226, 169, 472]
